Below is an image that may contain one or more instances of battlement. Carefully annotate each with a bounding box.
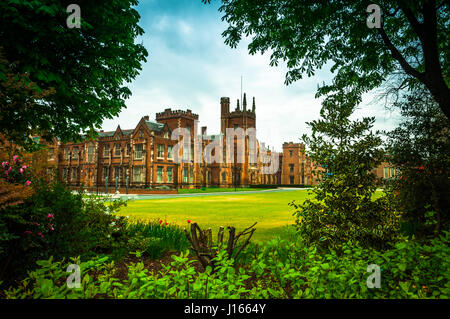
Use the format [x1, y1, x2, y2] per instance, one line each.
[228, 109, 256, 119]
[156, 108, 199, 120]
[282, 142, 305, 148]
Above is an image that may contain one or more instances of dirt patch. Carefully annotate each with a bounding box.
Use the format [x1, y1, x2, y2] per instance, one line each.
[113, 251, 204, 281]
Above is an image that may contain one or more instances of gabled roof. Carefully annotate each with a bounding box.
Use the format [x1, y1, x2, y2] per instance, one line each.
[98, 131, 115, 137]
[145, 120, 165, 132]
[122, 129, 134, 136]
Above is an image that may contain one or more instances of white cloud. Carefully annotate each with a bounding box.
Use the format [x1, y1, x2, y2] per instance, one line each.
[102, 3, 400, 152]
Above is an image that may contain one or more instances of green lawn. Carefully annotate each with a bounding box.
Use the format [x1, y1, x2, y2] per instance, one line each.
[177, 187, 273, 194]
[118, 190, 312, 242]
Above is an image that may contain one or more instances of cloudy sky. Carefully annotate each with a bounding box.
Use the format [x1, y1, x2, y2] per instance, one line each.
[101, 0, 401, 152]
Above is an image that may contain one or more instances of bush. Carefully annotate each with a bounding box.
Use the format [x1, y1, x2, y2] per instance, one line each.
[125, 219, 190, 259]
[0, 179, 130, 285]
[4, 231, 449, 299]
[293, 100, 402, 250]
[386, 90, 450, 237]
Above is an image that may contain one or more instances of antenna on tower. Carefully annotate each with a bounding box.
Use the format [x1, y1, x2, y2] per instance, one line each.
[240, 75, 243, 106]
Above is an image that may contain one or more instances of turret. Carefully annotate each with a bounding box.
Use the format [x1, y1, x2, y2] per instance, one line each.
[220, 97, 230, 116]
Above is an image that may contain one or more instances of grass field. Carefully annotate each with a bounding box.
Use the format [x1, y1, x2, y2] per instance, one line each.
[118, 190, 312, 242]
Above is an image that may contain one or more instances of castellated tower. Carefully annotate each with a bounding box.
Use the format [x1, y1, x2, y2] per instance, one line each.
[219, 93, 257, 187]
[156, 108, 199, 139]
[220, 93, 256, 134]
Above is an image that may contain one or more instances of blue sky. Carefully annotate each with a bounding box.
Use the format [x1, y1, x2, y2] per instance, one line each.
[101, 0, 401, 151]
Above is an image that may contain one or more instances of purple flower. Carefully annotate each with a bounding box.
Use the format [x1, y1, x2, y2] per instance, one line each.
[13, 155, 18, 162]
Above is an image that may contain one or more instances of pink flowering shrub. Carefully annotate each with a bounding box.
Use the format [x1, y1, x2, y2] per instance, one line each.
[1, 155, 32, 186]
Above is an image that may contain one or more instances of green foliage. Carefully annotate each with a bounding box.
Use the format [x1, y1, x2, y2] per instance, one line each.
[0, 0, 148, 148]
[4, 231, 449, 299]
[125, 219, 190, 259]
[0, 181, 131, 284]
[386, 87, 450, 236]
[292, 102, 401, 250]
[205, 0, 450, 118]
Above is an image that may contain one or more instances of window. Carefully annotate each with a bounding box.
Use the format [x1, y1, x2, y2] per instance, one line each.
[167, 145, 173, 159]
[134, 144, 143, 159]
[222, 172, 226, 182]
[133, 167, 142, 182]
[384, 167, 389, 178]
[234, 124, 238, 131]
[289, 150, 293, 157]
[290, 176, 294, 184]
[167, 167, 173, 183]
[183, 146, 190, 161]
[139, 130, 144, 138]
[164, 131, 169, 139]
[190, 168, 194, 183]
[103, 144, 110, 157]
[64, 148, 69, 161]
[63, 168, 69, 181]
[71, 168, 77, 180]
[183, 168, 188, 183]
[87, 145, 95, 162]
[157, 166, 163, 183]
[390, 167, 395, 178]
[114, 167, 120, 181]
[73, 148, 79, 160]
[103, 167, 109, 181]
[114, 144, 121, 156]
[289, 164, 294, 173]
[48, 148, 55, 160]
[158, 144, 164, 158]
[126, 143, 131, 156]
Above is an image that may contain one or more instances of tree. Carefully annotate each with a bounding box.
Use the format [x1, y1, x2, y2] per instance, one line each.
[203, 0, 449, 118]
[0, 0, 148, 148]
[386, 86, 450, 236]
[0, 49, 55, 149]
[290, 93, 401, 250]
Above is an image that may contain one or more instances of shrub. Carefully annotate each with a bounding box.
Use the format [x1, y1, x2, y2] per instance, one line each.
[0, 179, 130, 285]
[4, 231, 449, 299]
[386, 89, 450, 237]
[125, 219, 190, 259]
[293, 100, 402, 250]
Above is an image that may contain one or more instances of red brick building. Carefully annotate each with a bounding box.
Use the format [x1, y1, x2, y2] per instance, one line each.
[2, 95, 394, 192]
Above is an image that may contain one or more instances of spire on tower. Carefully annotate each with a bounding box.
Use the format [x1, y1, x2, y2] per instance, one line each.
[252, 97, 255, 112]
[236, 99, 240, 111]
[243, 93, 247, 111]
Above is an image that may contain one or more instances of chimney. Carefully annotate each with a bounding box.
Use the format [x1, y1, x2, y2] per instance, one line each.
[201, 126, 207, 135]
[100, 130, 104, 132]
[143, 115, 149, 121]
